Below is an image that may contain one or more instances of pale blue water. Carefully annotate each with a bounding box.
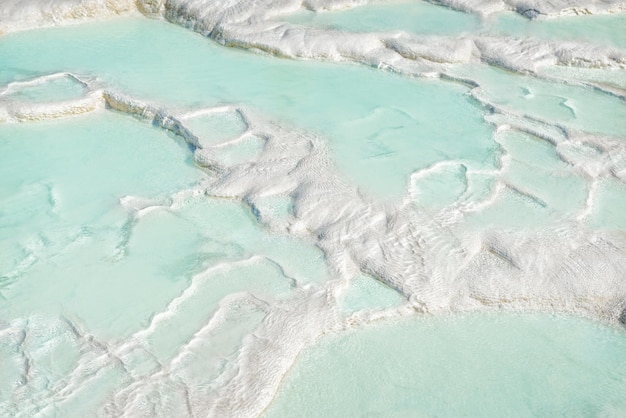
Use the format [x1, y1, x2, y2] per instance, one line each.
[454, 65, 626, 137]
[265, 313, 626, 417]
[0, 74, 86, 102]
[0, 17, 495, 200]
[285, 0, 480, 35]
[1, 3, 626, 416]
[287, 1, 626, 50]
[491, 12, 626, 49]
[0, 111, 329, 337]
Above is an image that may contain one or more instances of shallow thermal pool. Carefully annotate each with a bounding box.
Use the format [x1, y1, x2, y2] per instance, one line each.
[284, 0, 481, 36]
[1, 1, 626, 416]
[265, 313, 626, 417]
[0, 17, 496, 200]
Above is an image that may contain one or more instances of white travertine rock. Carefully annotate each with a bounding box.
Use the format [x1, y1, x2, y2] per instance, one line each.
[0, 0, 137, 32]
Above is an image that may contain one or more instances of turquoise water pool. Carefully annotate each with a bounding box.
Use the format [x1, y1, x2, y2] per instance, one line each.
[1, 2, 625, 416]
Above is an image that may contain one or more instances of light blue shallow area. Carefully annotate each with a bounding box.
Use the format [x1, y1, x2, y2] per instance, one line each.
[265, 313, 626, 417]
[0, 110, 331, 415]
[456, 65, 626, 137]
[0, 17, 494, 200]
[1, 74, 86, 103]
[338, 273, 405, 313]
[0, 112, 329, 341]
[285, 0, 480, 35]
[285, 1, 626, 51]
[3, 17, 624, 202]
[490, 12, 626, 50]
[1, 11, 626, 417]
